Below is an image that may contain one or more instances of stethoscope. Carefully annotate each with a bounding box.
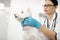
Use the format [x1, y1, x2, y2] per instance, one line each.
[44, 13, 58, 31]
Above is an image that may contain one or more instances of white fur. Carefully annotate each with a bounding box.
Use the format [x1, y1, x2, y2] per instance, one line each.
[23, 26, 49, 40]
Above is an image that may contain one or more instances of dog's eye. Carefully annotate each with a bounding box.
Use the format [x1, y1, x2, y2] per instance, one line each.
[21, 11, 24, 14]
[14, 14, 18, 18]
[14, 14, 16, 16]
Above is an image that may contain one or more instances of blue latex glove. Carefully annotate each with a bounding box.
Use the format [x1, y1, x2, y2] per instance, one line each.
[21, 17, 42, 29]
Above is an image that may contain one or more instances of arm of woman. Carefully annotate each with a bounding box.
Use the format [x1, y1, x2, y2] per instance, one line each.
[39, 25, 56, 40]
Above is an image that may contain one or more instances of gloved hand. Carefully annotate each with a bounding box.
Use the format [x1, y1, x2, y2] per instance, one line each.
[21, 17, 42, 29]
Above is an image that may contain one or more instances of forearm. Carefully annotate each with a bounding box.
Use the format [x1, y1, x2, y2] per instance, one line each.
[39, 25, 56, 40]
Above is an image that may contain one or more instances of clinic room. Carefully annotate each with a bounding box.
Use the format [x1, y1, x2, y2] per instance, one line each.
[0, 0, 60, 40]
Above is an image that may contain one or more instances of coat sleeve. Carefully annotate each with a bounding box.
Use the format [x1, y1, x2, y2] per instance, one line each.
[54, 19, 60, 40]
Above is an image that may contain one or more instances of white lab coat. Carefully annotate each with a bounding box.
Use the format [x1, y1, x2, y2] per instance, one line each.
[44, 12, 60, 40]
[54, 13, 60, 40]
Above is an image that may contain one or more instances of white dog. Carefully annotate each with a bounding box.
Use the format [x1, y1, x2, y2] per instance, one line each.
[14, 9, 49, 40]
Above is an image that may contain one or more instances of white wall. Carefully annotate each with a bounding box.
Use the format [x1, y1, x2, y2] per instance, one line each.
[0, 9, 8, 40]
[0, 3, 9, 40]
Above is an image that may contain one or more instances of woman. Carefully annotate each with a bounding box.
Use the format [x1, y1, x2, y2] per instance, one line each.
[21, 0, 60, 40]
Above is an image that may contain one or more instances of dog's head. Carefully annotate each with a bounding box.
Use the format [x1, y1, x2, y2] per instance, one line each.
[14, 9, 31, 21]
[14, 8, 32, 22]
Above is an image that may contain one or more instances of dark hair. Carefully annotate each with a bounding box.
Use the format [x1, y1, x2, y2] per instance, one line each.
[50, 0, 58, 6]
